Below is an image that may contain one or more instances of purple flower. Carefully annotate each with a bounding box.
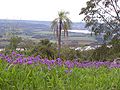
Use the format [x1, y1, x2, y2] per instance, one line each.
[56, 58, 63, 66]
[0, 53, 4, 58]
[44, 59, 52, 66]
[27, 61, 33, 64]
[13, 60, 18, 64]
[11, 51, 16, 55]
[65, 70, 72, 73]
[23, 58, 27, 62]
[34, 56, 41, 62]
[51, 60, 55, 64]
[17, 58, 23, 64]
[16, 54, 21, 57]
[65, 70, 69, 73]
[56, 58, 61, 61]
[64, 61, 74, 69]
[7, 58, 12, 63]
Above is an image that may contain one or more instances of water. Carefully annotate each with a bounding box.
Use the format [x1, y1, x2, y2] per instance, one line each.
[67, 30, 91, 34]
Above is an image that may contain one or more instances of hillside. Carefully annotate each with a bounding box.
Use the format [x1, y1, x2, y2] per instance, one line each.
[0, 19, 96, 47]
[0, 19, 87, 32]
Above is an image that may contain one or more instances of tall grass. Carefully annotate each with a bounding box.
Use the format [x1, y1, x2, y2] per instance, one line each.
[0, 60, 120, 90]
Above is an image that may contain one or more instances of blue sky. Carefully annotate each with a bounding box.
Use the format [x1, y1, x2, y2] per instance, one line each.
[0, 0, 88, 22]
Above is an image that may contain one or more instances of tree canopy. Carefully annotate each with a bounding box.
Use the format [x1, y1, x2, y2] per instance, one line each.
[51, 11, 72, 37]
[80, 0, 120, 41]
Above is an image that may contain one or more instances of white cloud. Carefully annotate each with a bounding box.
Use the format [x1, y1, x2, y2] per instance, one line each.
[0, 0, 87, 22]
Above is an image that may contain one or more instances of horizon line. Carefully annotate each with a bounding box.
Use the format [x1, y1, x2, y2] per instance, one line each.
[0, 18, 84, 23]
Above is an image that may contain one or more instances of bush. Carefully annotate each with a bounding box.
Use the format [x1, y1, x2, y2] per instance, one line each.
[31, 39, 57, 59]
[91, 44, 110, 61]
[7, 36, 22, 50]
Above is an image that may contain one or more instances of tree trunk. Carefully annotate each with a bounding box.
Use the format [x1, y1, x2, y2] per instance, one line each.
[66, 30, 68, 37]
[64, 30, 65, 37]
[56, 27, 58, 37]
[58, 19, 62, 58]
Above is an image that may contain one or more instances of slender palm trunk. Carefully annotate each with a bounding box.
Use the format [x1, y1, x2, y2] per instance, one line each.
[64, 30, 65, 37]
[53, 29, 55, 37]
[56, 26, 58, 37]
[66, 30, 68, 37]
[58, 19, 62, 58]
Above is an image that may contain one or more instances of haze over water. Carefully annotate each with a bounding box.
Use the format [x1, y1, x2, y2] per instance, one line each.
[68, 30, 91, 34]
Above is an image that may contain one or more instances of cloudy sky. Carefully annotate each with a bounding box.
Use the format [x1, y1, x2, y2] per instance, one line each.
[0, 0, 88, 22]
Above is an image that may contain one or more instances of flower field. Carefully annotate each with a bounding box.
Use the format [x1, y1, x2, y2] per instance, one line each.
[0, 52, 120, 90]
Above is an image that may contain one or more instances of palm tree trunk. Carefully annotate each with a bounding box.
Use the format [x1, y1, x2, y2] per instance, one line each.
[56, 26, 58, 37]
[66, 30, 68, 37]
[58, 19, 62, 58]
[64, 30, 65, 37]
[53, 29, 55, 37]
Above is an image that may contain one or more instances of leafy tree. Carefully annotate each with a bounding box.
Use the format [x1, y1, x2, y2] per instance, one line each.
[51, 11, 72, 57]
[80, 0, 120, 42]
[18, 39, 36, 50]
[92, 45, 110, 60]
[60, 47, 77, 60]
[32, 39, 57, 59]
[8, 36, 22, 50]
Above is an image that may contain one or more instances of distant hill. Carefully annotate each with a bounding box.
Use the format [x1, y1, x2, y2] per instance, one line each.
[0, 19, 50, 34]
[0, 19, 88, 38]
[0, 19, 87, 30]
[0, 19, 107, 47]
[0, 19, 97, 47]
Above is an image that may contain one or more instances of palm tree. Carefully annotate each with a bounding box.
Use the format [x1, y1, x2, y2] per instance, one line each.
[51, 11, 72, 58]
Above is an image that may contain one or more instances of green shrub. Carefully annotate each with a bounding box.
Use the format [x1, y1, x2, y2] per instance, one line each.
[8, 36, 22, 50]
[31, 39, 57, 59]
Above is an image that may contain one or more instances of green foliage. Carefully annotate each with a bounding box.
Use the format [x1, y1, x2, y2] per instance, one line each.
[78, 0, 120, 61]
[91, 45, 110, 61]
[18, 39, 36, 50]
[110, 38, 120, 53]
[108, 39, 120, 59]
[3, 38, 120, 61]
[51, 11, 72, 37]
[80, 0, 120, 41]
[7, 36, 22, 50]
[1, 61, 120, 90]
[31, 39, 57, 59]
[80, 43, 120, 61]
[80, 50, 94, 61]
[60, 47, 77, 60]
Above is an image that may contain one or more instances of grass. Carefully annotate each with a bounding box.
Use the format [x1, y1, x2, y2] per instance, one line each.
[0, 60, 120, 90]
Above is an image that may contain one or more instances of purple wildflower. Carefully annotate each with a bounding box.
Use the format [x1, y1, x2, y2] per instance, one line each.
[56, 58, 63, 66]
[27, 61, 33, 64]
[7, 58, 12, 63]
[51, 60, 55, 65]
[13, 60, 18, 64]
[64, 61, 74, 69]
[64, 70, 72, 74]
[12, 51, 16, 56]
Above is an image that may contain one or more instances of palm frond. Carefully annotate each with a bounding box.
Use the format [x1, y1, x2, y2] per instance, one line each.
[51, 11, 72, 37]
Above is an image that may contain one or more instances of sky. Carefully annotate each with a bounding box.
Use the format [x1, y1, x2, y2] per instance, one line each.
[0, 0, 88, 22]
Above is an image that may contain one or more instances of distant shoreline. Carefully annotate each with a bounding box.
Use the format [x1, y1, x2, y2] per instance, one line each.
[67, 30, 91, 34]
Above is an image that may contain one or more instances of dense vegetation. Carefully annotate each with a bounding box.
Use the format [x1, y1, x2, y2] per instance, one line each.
[80, 0, 120, 42]
[2, 36, 119, 61]
[0, 35, 119, 90]
[0, 52, 120, 90]
[0, 0, 119, 89]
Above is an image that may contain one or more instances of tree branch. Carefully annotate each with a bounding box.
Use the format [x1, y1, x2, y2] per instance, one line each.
[110, 0, 120, 22]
